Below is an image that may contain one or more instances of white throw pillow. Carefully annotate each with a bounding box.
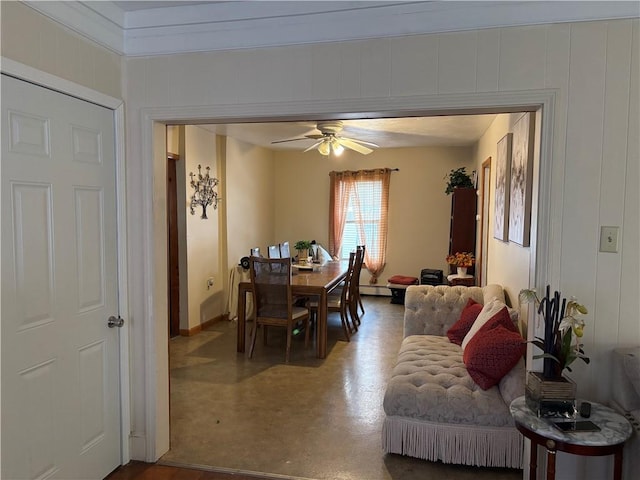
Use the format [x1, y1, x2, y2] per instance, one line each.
[461, 297, 508, 351]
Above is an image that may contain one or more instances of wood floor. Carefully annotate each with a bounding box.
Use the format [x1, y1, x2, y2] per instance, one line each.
[106, 461, 277, 480]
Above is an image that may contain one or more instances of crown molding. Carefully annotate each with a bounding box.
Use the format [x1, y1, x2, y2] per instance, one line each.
[24, 0, 124, 54]
[23, 1, 640, 57]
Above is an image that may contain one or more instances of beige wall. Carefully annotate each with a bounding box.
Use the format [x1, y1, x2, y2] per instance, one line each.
[184, 126, 224, 330]
[273, 146, 474, 287]
[0, 1, 122, 99]
[473, 113, 535, 310]
[225, 137, 276, 269]
[120, 19, 638, 473]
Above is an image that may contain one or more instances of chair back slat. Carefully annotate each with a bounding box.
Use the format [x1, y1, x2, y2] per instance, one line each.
[279, 241, 291, 260]
[267, 244, 281, 258]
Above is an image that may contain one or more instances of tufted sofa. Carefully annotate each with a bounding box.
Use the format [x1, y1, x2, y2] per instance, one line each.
[382, 284, 525, 468]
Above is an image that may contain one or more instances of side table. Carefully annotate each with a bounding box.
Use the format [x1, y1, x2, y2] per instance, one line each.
[446, 273, 474, 287]
[510, 396, 632, 480]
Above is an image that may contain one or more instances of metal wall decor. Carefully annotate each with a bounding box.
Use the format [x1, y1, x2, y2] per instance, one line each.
[189, 164, 220, 219]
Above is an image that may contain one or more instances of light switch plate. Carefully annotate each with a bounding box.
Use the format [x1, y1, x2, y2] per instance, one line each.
[599, 226, 619, 253]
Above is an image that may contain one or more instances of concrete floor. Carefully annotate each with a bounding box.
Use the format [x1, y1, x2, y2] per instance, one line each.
[162, 296, 522, 480]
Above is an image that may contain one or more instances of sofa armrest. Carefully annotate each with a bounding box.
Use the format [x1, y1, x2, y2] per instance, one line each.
[403, 284, 505, 337]
[612, 347, 640, 412]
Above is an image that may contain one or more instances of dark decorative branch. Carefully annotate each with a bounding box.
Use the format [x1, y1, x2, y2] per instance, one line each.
[189, 164, 220, 219]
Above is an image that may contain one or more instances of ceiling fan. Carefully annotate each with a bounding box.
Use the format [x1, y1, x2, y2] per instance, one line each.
[271, 121, 379, 156]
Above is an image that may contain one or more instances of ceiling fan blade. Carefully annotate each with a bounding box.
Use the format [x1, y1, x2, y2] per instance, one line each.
[303, 140, 324, 152]
[271, 137, 311, 144]
[341, 136, 379, 148]
[271, 133, 324, 144]
[338, 137, 374, 155]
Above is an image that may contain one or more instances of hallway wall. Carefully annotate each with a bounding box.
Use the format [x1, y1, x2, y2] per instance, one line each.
[0, 1, 122, 99]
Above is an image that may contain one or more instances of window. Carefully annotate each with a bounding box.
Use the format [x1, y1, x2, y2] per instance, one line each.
[340, 179, 382, 260]
[328, 169, 393, 284]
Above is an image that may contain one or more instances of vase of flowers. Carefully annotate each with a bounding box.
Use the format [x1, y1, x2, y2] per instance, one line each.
[446, 252, 475, 275]
[519, 285, 590, 416]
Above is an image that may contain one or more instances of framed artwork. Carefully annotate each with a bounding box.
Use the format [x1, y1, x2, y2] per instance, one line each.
[494, 132, 512, 241]
[509, 112, 535, 246]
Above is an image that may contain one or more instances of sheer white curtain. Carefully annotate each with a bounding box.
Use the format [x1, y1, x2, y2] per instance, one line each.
[328, 168, 392, 284]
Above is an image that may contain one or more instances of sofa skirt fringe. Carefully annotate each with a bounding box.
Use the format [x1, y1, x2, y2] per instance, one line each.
[382, 416, 523, 468]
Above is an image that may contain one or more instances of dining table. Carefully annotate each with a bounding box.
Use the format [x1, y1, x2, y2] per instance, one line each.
[236, 260, 349, 359]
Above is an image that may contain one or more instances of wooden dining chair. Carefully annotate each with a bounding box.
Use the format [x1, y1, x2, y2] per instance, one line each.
[267, 244, 281, 259]
[352, 245, 366, 322]
[307, 251, 356, 341]
[248, 256, 310, 362]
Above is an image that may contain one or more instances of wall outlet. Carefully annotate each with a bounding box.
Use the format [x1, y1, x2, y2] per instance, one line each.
[599, 226, 619, 253]
[207, 277, 215, 289]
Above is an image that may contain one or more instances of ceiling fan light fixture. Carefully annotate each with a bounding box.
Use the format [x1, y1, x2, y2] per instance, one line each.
[331, 139, 344, 156]
[317, 140, 331, 156]
[271, 120, 376, 156]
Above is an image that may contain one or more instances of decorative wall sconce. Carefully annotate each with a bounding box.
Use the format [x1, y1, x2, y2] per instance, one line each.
[189, 164, 220, 219]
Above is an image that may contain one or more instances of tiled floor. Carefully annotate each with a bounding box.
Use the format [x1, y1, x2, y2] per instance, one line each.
[162, 296, 522, 480]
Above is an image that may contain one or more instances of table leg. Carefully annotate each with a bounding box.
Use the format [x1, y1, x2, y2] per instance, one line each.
[546, 448, 556, 480]
[237, 288, 246, 353]
[317, 289, 327, 359]
[529, 440, 538, 480]
[613, 448, 623, 480]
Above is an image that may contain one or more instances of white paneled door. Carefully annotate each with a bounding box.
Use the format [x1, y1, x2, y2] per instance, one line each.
[1, 75, 121, 479]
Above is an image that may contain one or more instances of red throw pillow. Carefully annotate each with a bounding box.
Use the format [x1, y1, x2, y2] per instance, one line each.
[447, 298, 483, 345]
[463, 322, 526, 390]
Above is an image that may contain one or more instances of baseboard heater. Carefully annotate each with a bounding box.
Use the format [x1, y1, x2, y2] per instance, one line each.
[360, 285, 390, 296]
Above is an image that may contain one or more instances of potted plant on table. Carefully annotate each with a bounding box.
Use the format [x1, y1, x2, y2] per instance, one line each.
[519, 285, 590, 415]
[294, 240, 312, 263]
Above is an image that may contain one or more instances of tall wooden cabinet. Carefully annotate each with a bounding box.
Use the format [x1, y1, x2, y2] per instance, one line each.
[449, 188, 477, 273]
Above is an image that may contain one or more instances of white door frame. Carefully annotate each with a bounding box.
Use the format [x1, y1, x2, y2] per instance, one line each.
[140, 89, 556, 459]
[1, 57, 131, 466]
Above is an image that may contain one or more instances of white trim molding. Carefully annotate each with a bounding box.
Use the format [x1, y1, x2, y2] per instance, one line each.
[23, 1, 640, 57]
[138, 88, 556, 459]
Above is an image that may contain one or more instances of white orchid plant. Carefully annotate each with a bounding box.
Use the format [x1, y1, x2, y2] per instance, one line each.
[519, 285, 590, 378]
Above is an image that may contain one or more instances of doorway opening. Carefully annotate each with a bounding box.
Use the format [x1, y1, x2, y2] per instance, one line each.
[144, 91, 554, 465]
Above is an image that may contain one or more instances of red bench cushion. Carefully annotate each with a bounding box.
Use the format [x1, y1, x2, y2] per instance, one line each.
[387, 275, 418, 285]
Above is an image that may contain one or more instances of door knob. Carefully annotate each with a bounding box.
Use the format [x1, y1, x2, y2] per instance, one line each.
[108, 315, 125, 328]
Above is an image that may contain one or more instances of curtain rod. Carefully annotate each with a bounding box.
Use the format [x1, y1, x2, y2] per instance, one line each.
[329, 168, 399, 175]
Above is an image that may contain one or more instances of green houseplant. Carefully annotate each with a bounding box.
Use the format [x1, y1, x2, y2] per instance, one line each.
[444, 167, 474, 195]
[294, 240, 312, 261]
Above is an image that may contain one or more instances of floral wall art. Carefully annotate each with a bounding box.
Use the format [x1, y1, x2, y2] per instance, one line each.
[509, 112, 535, 246]
[494, 132, 512, 241]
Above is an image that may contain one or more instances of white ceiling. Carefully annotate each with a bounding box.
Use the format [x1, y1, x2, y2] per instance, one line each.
[197, 114, 499, 150]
